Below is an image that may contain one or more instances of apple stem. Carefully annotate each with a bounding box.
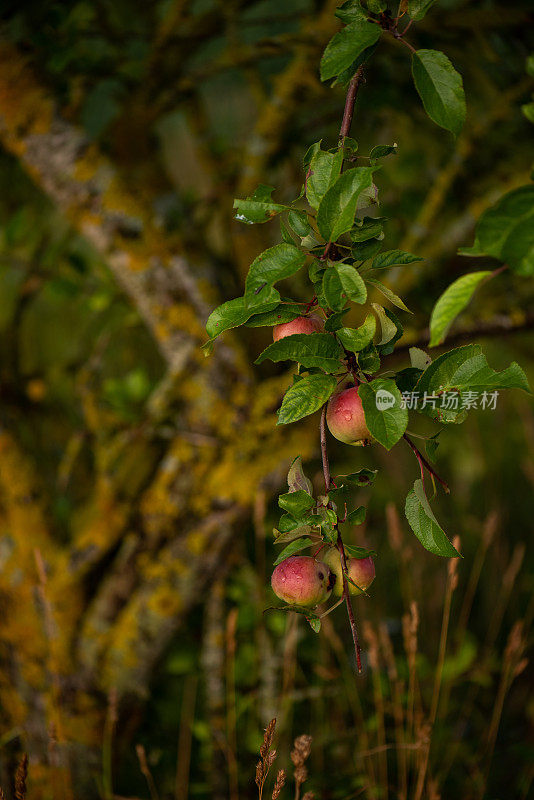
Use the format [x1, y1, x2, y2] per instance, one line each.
[320, 405, 363, 673]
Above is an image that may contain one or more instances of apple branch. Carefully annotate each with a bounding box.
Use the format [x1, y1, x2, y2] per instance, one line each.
[320, 406, 363, 673]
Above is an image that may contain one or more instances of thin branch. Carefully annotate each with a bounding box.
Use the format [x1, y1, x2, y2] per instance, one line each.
[403, 434, 450, 494]
[319, 406, 331, 493]
[320, 407, 362, 673]
[339, 66, 365, 144]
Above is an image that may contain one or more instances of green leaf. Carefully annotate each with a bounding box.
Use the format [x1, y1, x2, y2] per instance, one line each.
[412, 49, 466, 136]
[245, 301, 303, 328]
[233, 184, 289, 224]
[320, 20, 381, 82]
[273, 537, 315, 565]
[278, 490, 316, 517]
[425, 434, 440, 463]
[429, 271, 492, 347]
[359, 378, 409, 449]
[255, 332, 344, 372]
[364, 0, 387, 13]
[345, 507, 367, 526]
[323, 262, 367, 311]
[366, 278, 412, 312]
[405, 479, 460, 557]
[341, 136, 359, 158]
[334, 42, 378, 88]
[372, 249, 423, 269]
[408, 0, 436, 20]
[308, 617, 321, 633]
[521, 103, 534, 125]
[306, 149, 344, 209]
[303, 141, 322, 169]
[344, 543, 375, 558]
[288, 209, 312, 237]
[369, 143, 397, 162]
[337, 313, 376, 352]
[280, 219, 296, 244]
[278, 374, 338, 425]
[273, 525, 313, 544]
[409, 347, 432, 370]
[351, 239, 382, 261]
[206, 296, 278, 339]
[350, 216, 386, 242]
[416, 344, 531, 422]
[324, 308, 351, 332]
[372, 303, 397, 345]
[357, 343, 381, 373]
[317, 167, 376, 242]
[337, 468, 378, 486]
[335, 0, 368, 23]
[459, 185, 534, 276]
[244, 244, 307, 309]
[376, 308, 403, 355]
[287, 456, 314, 494]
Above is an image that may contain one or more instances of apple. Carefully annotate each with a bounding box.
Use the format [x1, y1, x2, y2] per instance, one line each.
[326, 385, 373, 446]
[322, 548, 375, 597]
[273, 314, 323, 342]
[271, 555, 334, 607]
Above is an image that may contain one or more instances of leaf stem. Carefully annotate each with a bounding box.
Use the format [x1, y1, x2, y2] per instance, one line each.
[403, 433, 450, 494]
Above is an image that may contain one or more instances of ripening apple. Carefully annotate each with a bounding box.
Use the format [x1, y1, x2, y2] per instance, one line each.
[271, 555, 334, 607]
[322, 548, 375, 597]
[273, 314, 323, 342]
[326, 385, 373, 446]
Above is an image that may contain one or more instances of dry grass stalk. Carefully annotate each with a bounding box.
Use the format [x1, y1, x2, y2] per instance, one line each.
[403, 602, 419, 779]
[271, 769, 286, 800]
[0, 787, 5, 800]
[256, 718, 278, 800]
[363, 622, 388, 798]
[136, 744, 159, 800]
[291, 734, 312, 800]
[15, 754, 28, 800]
[379, 622, 408, 800]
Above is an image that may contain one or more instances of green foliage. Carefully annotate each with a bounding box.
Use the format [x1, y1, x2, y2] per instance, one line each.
[204, 0, 530, 574]
[359, 378, 408, 449]
[320, 20, 381, 82]
[336, 314, 376, 351]
[405, 479, 460, 556]
[429, 271, 493, 346]
[412, 49, 466, 136]
[255, 332, 344, 372]
[316, 167, 376, 241]
[323, 261, 367, 309]
[277, 373, 337, 424]
[305, 146, 343, 209]
[244, 243, 307, 308]
[233, 184, 289, 223]
[459, 184, 534, 276]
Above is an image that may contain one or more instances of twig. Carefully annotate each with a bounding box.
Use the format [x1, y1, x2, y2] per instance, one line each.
[320, 407, 362, 673]
[339, 66, 365, 144]
[403, 434, 450, 494]
[322, 66, 365, 261]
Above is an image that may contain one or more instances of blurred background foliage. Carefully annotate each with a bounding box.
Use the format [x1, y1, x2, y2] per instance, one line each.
[0, 1, 533, 799]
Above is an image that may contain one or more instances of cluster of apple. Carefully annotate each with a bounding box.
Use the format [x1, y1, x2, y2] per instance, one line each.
[270, 314, 376, 610]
